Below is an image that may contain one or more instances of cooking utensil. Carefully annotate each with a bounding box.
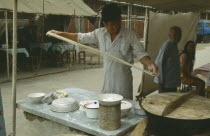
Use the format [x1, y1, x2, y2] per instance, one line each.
[79, 100, 98, 111]
[46, 32, 154, 76]
[162, 91, 195, 116]
[84, 102, 99, 119]
[50, 98, 79, 112]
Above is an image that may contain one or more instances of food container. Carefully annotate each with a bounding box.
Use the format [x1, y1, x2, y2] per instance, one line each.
[98, 93, 123, 130]
[28, 93, 45, 103]
[134, 102, 146, 115]
[98, 93, 123, 106]
[84, 102, 99, 119]
[79, 100, 98, 111]
[50, 98, 79, 113]
[121, 101, 132, 118]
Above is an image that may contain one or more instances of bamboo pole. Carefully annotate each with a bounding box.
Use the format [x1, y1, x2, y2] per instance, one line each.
[4, 10, 10, 80]
[12, 0, 18, 135]
[46, 32, 154, 76]
[42, 0, 45, 43]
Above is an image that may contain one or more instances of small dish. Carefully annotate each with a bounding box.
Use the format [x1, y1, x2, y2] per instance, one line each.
[98, 93, 123, 106]
[121, 101, 132, 118]
[28, 93, 45, 103]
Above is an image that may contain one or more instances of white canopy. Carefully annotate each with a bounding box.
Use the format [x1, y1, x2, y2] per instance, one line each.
[0, 0, 97, 16]
[116, 0, 210, 11]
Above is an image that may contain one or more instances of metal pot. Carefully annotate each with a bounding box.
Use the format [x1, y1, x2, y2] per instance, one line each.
[84, 102, 99, 119]
[140, 93, 210, 135]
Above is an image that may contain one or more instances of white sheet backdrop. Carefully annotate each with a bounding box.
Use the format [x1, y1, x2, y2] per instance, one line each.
[140, 11, 200, 96]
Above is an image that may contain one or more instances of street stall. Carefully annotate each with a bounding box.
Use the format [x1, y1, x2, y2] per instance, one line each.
[17, 88, 146, 136]
[8, 0, 210, 136]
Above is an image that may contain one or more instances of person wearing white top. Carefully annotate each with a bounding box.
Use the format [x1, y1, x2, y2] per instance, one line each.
[48, 3, 158, 99]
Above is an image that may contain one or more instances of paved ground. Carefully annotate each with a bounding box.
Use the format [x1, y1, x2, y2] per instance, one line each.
[0, 43, 210, 135]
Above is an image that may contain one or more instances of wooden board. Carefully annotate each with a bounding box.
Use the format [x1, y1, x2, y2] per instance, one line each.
[162, 91, 195, 116]
[141, 92, 210, 120]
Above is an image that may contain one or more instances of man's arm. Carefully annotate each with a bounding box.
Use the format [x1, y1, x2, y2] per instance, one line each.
[129, 32, 159, 75]
[48, 30, 78, 41]
[154, 45, 169, 88]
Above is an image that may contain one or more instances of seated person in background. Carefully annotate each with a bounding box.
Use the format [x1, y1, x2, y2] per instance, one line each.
[180, 41, 205, 96]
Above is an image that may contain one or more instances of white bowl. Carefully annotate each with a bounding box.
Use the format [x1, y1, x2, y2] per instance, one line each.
[79, 100, 98, 111]
[121, 101, 132, 118]
[84, 102, 99, 119]
[98, 93, 123, 106]
[50, 98, 79, 113]
[28, 93, 45, 103]
[133, 102, 146, 116]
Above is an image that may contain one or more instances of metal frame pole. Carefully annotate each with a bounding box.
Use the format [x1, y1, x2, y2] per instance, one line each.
[4, 10, 10, 80]
[127, 4, 132, 28]
[138, 8, 149, 97]
[12, 0, 18, 135]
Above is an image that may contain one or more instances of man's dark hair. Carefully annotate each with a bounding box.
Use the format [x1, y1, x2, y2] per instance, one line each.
[101, 3, 121, 23]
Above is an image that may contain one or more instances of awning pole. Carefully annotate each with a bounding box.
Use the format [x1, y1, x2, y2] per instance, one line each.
[12, 0, 18, 135]
[138, 8, 149, 97]
[4, 10, 10, 80]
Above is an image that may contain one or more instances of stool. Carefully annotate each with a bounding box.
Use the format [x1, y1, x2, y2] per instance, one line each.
[78, 51, 86, 64]
[68, 49, 77, 64]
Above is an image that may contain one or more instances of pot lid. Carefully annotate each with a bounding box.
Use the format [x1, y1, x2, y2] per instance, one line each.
[141, 92, 210, 120]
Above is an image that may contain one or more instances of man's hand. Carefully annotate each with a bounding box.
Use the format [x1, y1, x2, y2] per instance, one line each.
[147, 61, 159, 76]
[47, 30, 78, 41]
[140, 56, 159, 76]
[47, 30, 62, 35]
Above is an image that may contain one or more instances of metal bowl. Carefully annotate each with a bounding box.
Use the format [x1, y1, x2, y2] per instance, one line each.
[98, 93, 123, 106]
[50, 98, 79, 113]
[28, 93, 45, 103]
